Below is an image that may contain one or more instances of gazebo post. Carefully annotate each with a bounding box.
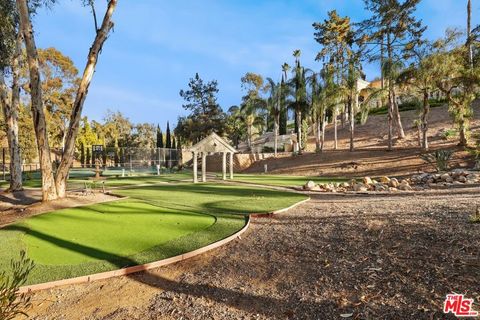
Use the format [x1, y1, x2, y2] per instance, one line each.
[222, 152, 227, 180]
[193, 152, 198, 183]
[229, 152, 234, 180]
[202, 152, 207, 182]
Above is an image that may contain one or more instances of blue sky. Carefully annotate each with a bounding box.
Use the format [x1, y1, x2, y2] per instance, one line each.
[33, 0, 478, 128]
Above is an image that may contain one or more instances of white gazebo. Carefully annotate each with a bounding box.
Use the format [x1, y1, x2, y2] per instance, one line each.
[189, 133, 237, 183]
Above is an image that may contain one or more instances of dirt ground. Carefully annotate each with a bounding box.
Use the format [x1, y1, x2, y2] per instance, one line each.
[245, 105, 480, 177]
[22, 188, 480, 320]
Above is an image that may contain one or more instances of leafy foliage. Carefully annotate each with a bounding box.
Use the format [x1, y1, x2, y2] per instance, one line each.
[176, 73, 226, 144]
[0, 250, 35, 320]
[420, 150, 454, 172]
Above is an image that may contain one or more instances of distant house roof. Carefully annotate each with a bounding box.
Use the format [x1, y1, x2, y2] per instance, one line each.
[189, 132, 236, 153]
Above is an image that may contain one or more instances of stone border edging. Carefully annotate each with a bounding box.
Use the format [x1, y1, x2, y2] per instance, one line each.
[18, 196, 310, 293]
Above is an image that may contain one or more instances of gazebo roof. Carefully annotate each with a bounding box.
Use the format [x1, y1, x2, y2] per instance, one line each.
[189, 132, 236, 153]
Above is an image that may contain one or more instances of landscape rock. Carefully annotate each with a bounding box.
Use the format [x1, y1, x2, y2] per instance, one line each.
[353, 183, 368, 192]
[304, 181, 317, 190]
[379, 176, 390, 184]
[389, 178, 399, 188]
[363, 177, 373, 185]
[440, 173, 450, 181]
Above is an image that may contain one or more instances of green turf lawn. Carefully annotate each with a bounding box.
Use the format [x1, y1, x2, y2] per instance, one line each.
[0, 169, 193, 189]
[0, 183, 307, 285]
[230, 173, 347, 187]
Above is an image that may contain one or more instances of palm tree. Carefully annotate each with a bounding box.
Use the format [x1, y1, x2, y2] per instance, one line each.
[282, 63, 290, 80]
[265, 78, 283, 157]
[239, 98, 266, 152]
[306, 71, 325, 152]
[290, 50, 308, 153]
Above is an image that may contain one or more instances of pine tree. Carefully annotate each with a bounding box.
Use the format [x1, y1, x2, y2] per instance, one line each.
[86, 147, 91, 168]
[156, 125, 164, 148]
[80, 143, 85, 168]
[166, 121, 172, 149]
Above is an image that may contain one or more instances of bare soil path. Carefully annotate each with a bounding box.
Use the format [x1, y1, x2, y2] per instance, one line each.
[23, 189, 480, 320]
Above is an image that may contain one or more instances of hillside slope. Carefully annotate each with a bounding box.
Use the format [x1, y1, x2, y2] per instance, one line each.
[244, 104, 480, 177]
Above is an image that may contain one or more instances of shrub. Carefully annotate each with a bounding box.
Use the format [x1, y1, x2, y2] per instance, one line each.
[0, 251, 35, 320]
[470, 206, 480, 223]
[420, 150, 454, 172]
[467, 134, 480, 170]
[440, 129, 458, 140]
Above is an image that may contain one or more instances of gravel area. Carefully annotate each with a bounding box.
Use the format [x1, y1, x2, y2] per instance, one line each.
[24, 189, 480, 320]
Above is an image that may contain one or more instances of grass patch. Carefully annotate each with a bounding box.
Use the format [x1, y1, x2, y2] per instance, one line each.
[0, 170, 192, 189]
[0, 183, 306, 285]
[231, 173, 347, 187]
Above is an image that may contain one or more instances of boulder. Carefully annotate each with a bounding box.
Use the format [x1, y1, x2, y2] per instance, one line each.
[440, 173, 450, 181]
[419, 173, 430, 182]
[374, 183, 388, 192]
[353, 183, 368, 192]
[457, 175, 467, 183]
[304, 181, 317, 190]
[379, 176, 390, 184]
[398, 183, 413, 191]
[389, 187, 398, 192]
[389, 178, 399, 188]
[363, 177, 373, 185]
[341, 182, 350, 189]
[398, 180, 413, 191]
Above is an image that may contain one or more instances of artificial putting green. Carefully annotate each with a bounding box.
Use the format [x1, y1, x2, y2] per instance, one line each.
[0, 183, 307, 285]
[0, 170, 192, 190]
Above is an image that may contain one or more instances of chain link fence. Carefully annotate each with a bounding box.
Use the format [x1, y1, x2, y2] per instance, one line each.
[1, 147, 182, 181]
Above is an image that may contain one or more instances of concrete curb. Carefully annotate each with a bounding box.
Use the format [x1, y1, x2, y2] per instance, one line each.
[250, 197, 311, 218]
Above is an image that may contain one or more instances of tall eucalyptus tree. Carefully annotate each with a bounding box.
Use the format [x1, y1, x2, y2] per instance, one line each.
[0, 0, 23, 191]
[17, 0, 117, 200]
[361, 0, 425, 150]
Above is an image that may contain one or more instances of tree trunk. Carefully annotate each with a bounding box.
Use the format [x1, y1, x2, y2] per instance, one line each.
[387, 90, 394, 151]
[386, 33, 394, 151]
[392, 90, 405, 139]
[333, 108, 338, 150]
[421, 90, 430, 151]
[458, 116, 468, 146]
[349, 94, 356, 152]
[17, 0, 57, 201]
[467, 0, 473, 69]
[247, 124, 252, 151]
[320, 113, 326, 152]
[315, 117, 321, 153]
[417, 123, 422, 147]
[55, 0, 117, 198]
[274, 113, 279, 157]
[296, 110, 302, 154]
[0, 68, 23, 192]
